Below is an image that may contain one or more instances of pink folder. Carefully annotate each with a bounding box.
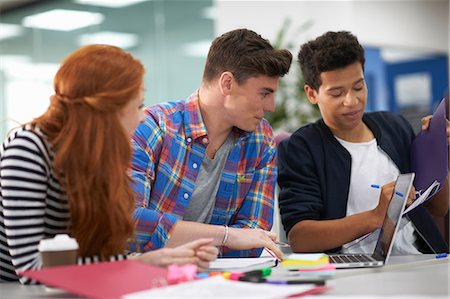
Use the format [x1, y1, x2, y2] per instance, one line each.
[21, 260, 168, 299]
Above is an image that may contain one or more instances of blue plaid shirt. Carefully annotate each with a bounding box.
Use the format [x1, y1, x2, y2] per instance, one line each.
[129, 91, 277, 257]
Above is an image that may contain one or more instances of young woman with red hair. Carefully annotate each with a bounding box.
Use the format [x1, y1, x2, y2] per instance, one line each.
[0, 45, 217, 283]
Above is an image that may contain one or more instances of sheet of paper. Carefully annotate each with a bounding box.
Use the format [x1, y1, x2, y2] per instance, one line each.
[207, 257, 277, 272]
[123, 275, 319, 299]
[403, 180, 440, 215]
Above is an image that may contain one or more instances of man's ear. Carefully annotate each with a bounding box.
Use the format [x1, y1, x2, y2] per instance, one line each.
[304, 85, 319, 105]
[219, 71, 233, 96]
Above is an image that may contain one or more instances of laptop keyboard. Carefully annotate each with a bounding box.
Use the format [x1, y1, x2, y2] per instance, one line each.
[329, 254, 375, 264]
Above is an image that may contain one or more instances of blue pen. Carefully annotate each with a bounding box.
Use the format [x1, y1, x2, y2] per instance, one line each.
[435, 253, 448, 259]
[371, 184, 403, 197]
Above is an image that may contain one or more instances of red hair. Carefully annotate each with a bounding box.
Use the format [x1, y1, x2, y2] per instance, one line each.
[33, 45, 144, 258]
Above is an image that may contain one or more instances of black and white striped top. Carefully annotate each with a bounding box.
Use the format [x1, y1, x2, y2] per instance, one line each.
[0, 125, 126, 284]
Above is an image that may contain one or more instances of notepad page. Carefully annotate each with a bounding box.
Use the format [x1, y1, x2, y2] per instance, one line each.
[123, 276, 318, 299]
[206, 257, 277, 272]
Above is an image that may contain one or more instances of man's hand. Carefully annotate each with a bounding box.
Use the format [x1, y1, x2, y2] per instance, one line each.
[226, 228, 284, 260]
[421, 115, 450, 144]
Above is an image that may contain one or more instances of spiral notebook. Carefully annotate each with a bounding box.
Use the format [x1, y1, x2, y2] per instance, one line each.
[21, 260, 168, 299]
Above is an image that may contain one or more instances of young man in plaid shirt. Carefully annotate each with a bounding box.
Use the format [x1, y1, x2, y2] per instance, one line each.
[130, 29, 292, 258]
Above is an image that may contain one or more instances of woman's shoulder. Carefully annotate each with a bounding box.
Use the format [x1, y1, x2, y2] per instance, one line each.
[2, 125, 53, 163]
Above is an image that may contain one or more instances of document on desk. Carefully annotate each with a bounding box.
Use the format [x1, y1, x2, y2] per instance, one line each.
[206, 257, 278, 272]
[124, 275, 325, 299]
[403, 180, 440, 215]
[408, 97, 449, 214]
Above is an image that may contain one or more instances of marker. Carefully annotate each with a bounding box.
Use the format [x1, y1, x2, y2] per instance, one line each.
[234, 267, 272, 282]
[266, 278, 326, 285]
[229, 272, 244, 281]
[238, 275, 266, 283]
[195, 272, 209, 279]
[242, 268, 272, 278]
[435, 253, 448, 259]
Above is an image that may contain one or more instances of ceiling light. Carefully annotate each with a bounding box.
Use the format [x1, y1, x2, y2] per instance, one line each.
[0, 23, 24, 40]
[201, 6, 217, 19]
[74, 0, 149, 8]
[22, 9, 104, 31]
[78, 31, 140, 49]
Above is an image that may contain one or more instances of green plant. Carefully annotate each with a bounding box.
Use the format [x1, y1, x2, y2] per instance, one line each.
[267, 18, 321, 132]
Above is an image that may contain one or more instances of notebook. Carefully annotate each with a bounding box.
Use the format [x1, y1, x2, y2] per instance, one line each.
[124, 275, 328, 299]
[328, 173, 415, 269]
[407, 96, 448, 214]
[206, 257, 278, 272]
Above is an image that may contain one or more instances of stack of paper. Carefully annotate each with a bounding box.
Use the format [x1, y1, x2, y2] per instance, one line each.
[296, 263, 336, 277]
[124, 275, 327, 299]
[206, 257, 278, 272]
[280, 253, 329, 270]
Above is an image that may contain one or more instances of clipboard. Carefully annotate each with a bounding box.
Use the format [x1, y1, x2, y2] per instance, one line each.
[410, 97, 449, 205]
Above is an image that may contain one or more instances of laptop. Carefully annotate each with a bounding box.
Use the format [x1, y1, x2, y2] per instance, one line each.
[328, 173, 415, 269]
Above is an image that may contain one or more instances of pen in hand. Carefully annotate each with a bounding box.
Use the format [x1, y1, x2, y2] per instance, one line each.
[275, 241, 290, 248]
[371, 184, 404, 197]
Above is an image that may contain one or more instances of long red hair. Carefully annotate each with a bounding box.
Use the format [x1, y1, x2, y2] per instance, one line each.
[33, 45, 144, 258]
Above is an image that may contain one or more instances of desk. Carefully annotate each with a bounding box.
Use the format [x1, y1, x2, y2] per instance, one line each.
[317, 255, 449, 298]
[1, 255, 448, 298]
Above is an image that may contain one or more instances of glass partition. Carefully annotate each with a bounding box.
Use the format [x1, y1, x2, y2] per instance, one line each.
[0, 0, 214, 138]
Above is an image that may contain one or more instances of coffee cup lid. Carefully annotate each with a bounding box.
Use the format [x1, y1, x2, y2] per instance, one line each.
[38, 234, 79, 251]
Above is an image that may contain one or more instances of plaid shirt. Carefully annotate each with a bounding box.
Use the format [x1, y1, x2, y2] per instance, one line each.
[129, 91, 277, 257]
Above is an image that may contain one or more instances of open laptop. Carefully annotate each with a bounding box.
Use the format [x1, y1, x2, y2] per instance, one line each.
[328, 173, 415, 269]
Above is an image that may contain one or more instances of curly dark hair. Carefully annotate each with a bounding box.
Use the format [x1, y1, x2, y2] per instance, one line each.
[298, 31, 365, 91]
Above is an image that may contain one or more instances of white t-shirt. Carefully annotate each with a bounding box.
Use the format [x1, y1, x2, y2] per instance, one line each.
[336, 137, 420, 255]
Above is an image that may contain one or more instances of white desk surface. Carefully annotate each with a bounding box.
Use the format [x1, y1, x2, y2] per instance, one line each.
[316, 255, 449, 298]
[1, 254, 448, 298]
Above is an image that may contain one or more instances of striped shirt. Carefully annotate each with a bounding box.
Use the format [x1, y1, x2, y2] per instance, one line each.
[130, 90, 277, 257]
[0, 125, 125, 284]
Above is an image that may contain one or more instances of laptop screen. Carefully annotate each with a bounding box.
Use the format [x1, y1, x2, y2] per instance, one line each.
[372, 173, 415, 262]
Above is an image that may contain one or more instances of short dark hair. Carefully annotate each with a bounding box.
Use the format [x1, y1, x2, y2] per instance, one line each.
[298, 31, 365, 91]
[203, 28, 292, 84]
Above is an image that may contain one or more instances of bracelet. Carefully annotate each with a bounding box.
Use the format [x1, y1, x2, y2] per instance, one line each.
[221, 224, 229, 245]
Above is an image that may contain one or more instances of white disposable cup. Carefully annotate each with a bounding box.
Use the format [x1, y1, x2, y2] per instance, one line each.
[38, 234, 79, 268]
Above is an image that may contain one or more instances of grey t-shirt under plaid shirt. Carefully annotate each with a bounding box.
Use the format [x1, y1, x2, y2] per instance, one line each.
[183, 134, 234, 223]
